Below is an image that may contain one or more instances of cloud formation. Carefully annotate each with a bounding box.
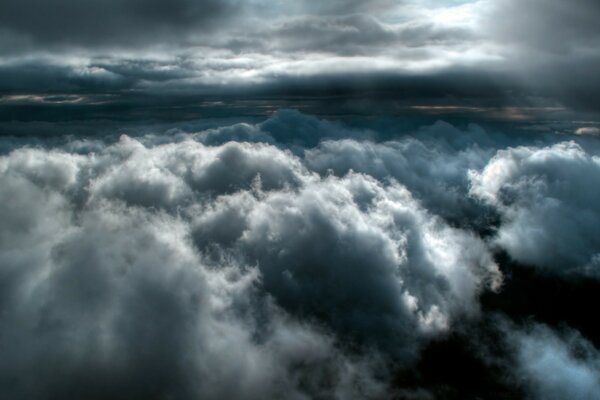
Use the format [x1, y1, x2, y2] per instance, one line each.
[470, 141, 600, 278]
[2, 0, 600, 117]
[509, 323, 600, 400]
[0, 0, 235, 47]
[0, 120, 504, 398]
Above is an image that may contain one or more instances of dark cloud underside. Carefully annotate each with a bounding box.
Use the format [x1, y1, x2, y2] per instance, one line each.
[0, 0, 235, 46]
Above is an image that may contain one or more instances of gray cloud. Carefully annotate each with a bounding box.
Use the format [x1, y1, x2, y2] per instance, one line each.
[484, 0, 600, 112]
[0, 143, 391, 399]
[1, 0, 600, 116]
[4, 109, 600, 397]
[486, 0, 600, 54]
[3, 0, 600, 394]
[303, 125, 495, 224]
[0, 0, 236, 48]
[253, 14, 473, 55]
[0, 120, 504, 398]
[470, 141, 600, 278]
[508, 323, 600, 400]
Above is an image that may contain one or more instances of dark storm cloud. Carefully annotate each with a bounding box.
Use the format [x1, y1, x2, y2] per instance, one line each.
[1, 62, 557, 131]
[0, 0, 236, 48]
[0, 0, 407, 53]
[0, 63, 513, 98]
[0, 0, 598, 117]
[2, 0, 600, 116]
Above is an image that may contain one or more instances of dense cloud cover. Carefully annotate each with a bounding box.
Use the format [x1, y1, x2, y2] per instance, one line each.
[0, 0, 235, 46]
[1, 110, 600, 398]
[1, 0, 600, 117]
[0, 116, 500, 399]
[2, 0, 599, 397]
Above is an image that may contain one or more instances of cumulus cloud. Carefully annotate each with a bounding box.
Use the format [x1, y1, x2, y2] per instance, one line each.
[304, 129, 494, 224]
[470, 141, 600, 278]
[0, 126, 502, 398]
[509, 323, 600, 400]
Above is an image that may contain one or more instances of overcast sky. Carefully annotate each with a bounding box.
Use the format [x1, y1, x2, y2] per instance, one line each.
[1, 0, 599, 117]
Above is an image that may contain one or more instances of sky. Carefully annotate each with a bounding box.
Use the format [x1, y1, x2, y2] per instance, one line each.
[1, 1, 600, 400]
[1, 0, 600, 124]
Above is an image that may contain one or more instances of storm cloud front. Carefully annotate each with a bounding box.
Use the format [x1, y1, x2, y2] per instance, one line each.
[1, 1, 600, 399]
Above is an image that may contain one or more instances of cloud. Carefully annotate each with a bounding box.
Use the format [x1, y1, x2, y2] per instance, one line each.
[211, 172, 499, 353]
[0, 127, 502, 398]
[470, 141, 600, 277]
[4, 110, 600, 398]
[482, 0, 600, 113]
[486, 0, 600, 53]
[250, 14, 473, 56]
[303, 127, 495, 224]
[576, 127, 600, 136]
[1, 0, 600, 116]
[0, 0, 236, 48]
[509, 323, 600, 400]
[0, 194, 388, 399]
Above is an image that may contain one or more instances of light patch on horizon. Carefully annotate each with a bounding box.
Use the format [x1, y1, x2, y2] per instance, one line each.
[0, 94, 86, 104]
[576, 127, 600, 136]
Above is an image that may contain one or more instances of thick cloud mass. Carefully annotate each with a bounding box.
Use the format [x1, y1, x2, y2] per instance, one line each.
[470, 141, 600, 277]
[0, 117, 504, 399]
[3, 110, 600, 398]
[304, 132, 493, 223]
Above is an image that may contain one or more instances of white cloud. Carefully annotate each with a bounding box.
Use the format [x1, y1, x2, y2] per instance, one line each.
[470, 141, 600, 277]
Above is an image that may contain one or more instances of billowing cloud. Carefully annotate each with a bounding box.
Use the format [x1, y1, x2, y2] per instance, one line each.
[470, 141, 600, 278]
[303, 127, 494, 224]
[0, 124, 502, 398]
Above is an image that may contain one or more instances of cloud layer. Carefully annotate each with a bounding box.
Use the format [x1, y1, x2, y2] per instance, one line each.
[2, 110, 600, 398]
[2, 0, 600, 117]
[0, 116, 507, 398]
